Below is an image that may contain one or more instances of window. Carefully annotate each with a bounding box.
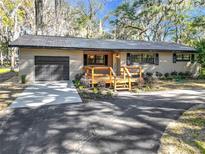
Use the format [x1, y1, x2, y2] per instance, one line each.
[95, 55, 105, 64]
[84, 54, 108, 66]
[128, 53, 157, 65]
[176, 54, 191, 61]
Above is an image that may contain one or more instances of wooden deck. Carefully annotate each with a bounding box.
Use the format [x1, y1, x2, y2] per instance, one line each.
[83, 66, 143, 91]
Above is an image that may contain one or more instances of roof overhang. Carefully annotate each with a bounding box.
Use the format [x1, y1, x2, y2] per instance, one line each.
[9, 35, 197, 53]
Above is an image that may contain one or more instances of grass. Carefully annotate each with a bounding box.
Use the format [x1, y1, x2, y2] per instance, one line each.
[0, 68, 11, 74]
[133, 80, 205, 93]
[202, 68, 205, 76]
[156, 80, 205, 90]
[195, 141, 205, 154]
[159, 105, 205, 154]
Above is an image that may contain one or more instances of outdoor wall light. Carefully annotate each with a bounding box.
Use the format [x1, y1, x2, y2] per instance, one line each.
[116, 54, 120, 58]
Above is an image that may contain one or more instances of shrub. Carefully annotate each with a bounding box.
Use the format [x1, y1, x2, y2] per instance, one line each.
[178, 72, 184, 77]
[80, 78, 91, 88]
[156, 72, 163, 78]
[106, 90, 114, 97]
[97, 81, 106, 88]
[164, 73, 170, 78]
[21, 75, 26, 84]
[167, 76, 173, 80]
[197, 75, 205, 80]
[73, 79, 81, 88]
[75, 73, 83, 81]
[136, 78, 144, 88]
[93, 87, 99, 94]
[79, 85, 85, 90]
[184, 71, 192, 78]
[144, 76, 155, 88]
[146, 72, 153, 77]
[171, 71, 178, 76]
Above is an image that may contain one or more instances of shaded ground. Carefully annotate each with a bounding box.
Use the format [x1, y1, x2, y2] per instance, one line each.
[0, 75, 26, 111]
[159, 104, 205, 154]
[0, 71, 17, 82]
[0, 90, 204, 154]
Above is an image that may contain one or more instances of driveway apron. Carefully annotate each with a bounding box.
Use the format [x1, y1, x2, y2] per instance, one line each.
[10, 81, 82, 108]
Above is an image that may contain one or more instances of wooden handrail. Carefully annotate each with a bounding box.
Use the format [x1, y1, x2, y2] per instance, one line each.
[123, 66, 143, 79]
[83, 66, 93, 70]
[120, 66, 132, 91]
[123, 67, 132, 77]
[109, 67, 116, 91]
[109, 67, 116, 78]
[83, 66, 92, 79]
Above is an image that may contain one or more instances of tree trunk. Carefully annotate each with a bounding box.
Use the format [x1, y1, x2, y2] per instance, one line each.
[0, 50, 3, 66]
[10, 49, 15, 71]
[35, 0, 44, 35]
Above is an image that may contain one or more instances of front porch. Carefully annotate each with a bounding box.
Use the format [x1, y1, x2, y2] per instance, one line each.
[82, 51, 143, 91]
[83, 66, 143, 91]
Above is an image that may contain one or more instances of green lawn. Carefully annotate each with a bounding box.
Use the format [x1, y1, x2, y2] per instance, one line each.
[0, 68, 11, 74]
[159, 105, 205, 154]
[202, 68, 205, 76]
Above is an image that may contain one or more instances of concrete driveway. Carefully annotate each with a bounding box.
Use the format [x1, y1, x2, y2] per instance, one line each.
[0, 89, 204, 154]
[10, 81, 82, 108]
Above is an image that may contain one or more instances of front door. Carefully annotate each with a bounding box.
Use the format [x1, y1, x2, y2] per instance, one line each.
[113, 52, 121, 75]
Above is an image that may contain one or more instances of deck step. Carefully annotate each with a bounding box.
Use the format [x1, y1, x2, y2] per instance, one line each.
[116, 82, 128, 85]
[116, 86, 128, 87]
[115, 82, 129, 91]
[116, 83, 128, 85]
[112, 80, 129, 84]
[116, 87, 129, 91]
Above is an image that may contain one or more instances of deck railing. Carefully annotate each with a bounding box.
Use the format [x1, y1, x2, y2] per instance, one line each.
[83, 65, 143, 91]
[125, 66, 143, 79]
[120, 66, 132, 91]
[83, 66, 116, 88]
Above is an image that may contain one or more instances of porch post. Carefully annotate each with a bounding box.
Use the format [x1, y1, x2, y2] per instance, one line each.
[139, 66, 142, 79]
[109, 67, 112, 88]
[91, 67, 94, 88]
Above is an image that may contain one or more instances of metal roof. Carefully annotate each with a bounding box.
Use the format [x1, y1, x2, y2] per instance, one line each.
[9, 35, 196, 52]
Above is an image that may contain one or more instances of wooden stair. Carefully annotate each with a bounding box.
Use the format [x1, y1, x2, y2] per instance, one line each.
[115, 82, 129, 91]
[112, 76, 131, 91]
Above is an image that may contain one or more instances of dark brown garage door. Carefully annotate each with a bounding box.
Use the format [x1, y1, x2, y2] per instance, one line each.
[35, 56, 69, 81]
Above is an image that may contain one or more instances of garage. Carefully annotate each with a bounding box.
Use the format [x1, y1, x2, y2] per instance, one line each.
[35, 56, 69, 81]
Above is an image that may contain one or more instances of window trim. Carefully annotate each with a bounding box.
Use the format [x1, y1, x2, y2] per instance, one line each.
[175, 53, 191, 62]
[128, 53, 158, 65]
[84, 54, 108, 66]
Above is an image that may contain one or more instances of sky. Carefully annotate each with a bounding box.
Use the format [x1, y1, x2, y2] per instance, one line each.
[99, 0, 123, 30]
[66, 0, 205, 32]
[66, 0, 123, 31]
[67, 0, 122, 17]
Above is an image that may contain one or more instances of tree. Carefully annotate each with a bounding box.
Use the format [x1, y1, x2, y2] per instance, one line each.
[111, 0, 205, 44]
[35, 0, 43, 34]
[195, 39, 205, 68]
[0, 0, 32, 70]
[74, 0, 108, 38]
